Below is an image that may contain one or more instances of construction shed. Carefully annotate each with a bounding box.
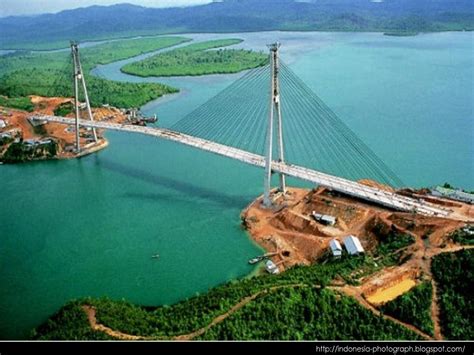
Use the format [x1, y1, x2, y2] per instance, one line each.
[312, 211, 336, 226]
[329, 239, 343, 258]
[265, 260, 280, 275]
[344, 235, 364, 255]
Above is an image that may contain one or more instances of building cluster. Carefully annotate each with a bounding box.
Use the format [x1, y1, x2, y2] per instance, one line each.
[329, 235, 364, 258]
[0, 114, 57, 153]
[23, 137, 56, 149]
[311, 210, 365, 258]
[431, 186, 474, 205]
[0, 127, 21, 142]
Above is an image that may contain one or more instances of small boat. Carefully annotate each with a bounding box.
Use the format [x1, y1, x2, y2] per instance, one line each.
[248, 257, 260, 265]
[151, 254, 160, 259]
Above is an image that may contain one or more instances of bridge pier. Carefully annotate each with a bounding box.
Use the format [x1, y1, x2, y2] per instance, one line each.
[263, 42, 286, 207]
[73, 46, 80, 153]
[71, 42, 98, 154]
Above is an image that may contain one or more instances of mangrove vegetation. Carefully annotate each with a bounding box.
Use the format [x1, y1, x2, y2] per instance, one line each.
[121, 39, 268, 77]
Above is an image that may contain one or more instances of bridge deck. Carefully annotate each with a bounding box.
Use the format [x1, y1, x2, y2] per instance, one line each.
[32, 115, 450, 217]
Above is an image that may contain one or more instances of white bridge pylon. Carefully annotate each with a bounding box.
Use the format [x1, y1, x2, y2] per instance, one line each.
[32, 114, 450, 218]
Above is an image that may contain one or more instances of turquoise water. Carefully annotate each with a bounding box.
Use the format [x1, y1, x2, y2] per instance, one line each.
[0, 32, 472, 339]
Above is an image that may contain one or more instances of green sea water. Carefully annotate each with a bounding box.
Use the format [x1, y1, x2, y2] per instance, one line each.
[0, 32, 472, 339]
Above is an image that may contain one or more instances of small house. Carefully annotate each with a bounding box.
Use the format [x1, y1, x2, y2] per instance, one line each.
[0, 119, 6, 129]
[329, 239, 343, 258]
[39, 138, 53, 145]
[312, 211, 336, 226]
[265, 260, 280, 275]
[23, 139, 38, 146]
[343, 235, 364, 256]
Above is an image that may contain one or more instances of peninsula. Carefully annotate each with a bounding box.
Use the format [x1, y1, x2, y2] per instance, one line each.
[32, 185, 474, 340]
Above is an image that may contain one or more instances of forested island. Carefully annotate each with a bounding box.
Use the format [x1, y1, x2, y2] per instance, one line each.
[121, 39, 268, 77]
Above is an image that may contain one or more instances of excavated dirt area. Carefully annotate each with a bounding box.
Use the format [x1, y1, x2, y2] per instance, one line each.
[242, 186, 474, 310]
[1, 96, 127, 160]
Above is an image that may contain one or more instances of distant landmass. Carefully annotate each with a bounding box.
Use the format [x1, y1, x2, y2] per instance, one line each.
[0, 0, 473, 49]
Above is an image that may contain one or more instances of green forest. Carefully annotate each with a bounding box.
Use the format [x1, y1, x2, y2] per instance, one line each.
[1, 140, 59, 163]
[121, 39, 268, 77]
[379, 281, 434, 336]
[449, 227, 474, 245]
[0, 68, 178, 109]
[33, 254, 421, 340]
[30, 302, 113, 340]
[0, 37, 189, 109]
[198, 287, 418, 340]
[0, 37, 268, 110]
[376, 231, 414, 256]
[0, 95, 34, 112]
[431, 249, 474, 340]
[31, 240, 474, 340]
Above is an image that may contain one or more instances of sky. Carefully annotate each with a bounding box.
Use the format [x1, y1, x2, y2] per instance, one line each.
[0, 0, 213, 17]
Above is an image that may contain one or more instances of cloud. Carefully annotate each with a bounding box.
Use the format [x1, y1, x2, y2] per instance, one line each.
[0, 0, 213, 17]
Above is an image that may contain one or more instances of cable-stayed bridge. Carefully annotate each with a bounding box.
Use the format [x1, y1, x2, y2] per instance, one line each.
[32, 42, 450, 217]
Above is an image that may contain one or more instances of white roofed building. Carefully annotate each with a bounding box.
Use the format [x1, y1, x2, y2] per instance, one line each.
[329, 239, 343, 258]
[344, 235, 364, 255]
[312, 211, 336, 226]
[265, 260, 280, 275]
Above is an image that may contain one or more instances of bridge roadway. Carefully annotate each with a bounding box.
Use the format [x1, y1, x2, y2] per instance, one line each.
[33, 115, 450, 217]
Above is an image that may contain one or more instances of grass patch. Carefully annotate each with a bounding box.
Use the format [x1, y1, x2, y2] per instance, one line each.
[0, 95, 34, 111]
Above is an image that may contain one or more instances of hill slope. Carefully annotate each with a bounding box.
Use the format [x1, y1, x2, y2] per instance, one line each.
[1, 0, 473, 49]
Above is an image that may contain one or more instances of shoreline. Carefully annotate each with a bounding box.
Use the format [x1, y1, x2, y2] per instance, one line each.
[74, 138, 109, 159]
[0, 138, 109, 165]
[2, 29, 472, 52]
[0, 97, 126, 165]
[241, 185, 473, 285]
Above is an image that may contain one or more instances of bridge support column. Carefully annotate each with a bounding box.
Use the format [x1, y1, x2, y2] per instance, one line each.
[274, 54, 286, 195]
[71, 42, 99, 154]
[75, 47, 98, 143]
[263, 42, 286, 207]
[72, 43, 80, 154]
[263, 80, 274, 207]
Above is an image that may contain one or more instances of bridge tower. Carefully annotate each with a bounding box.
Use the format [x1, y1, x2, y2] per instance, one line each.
[263, 42, 286, 207]
[71, 42, 98, 153]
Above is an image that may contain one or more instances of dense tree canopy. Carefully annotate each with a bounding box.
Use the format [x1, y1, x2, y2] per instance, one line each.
[122, 39, 268, 77]
[431, 249, 474, 339]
